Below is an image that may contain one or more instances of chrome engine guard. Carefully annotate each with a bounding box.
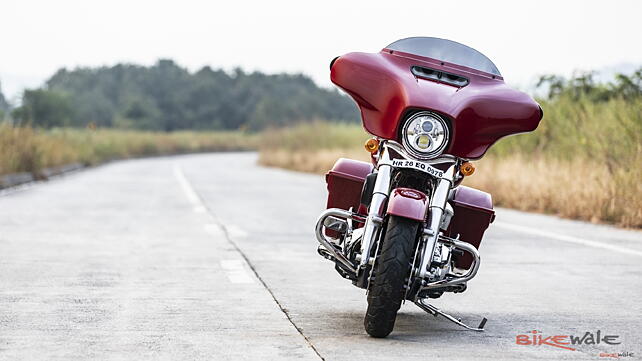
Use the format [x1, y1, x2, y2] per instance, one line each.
[316, 211, 488, 331]
[417, 234, 481, 291]
[315, 208, 362, 274]
[315, 211, 482, 291]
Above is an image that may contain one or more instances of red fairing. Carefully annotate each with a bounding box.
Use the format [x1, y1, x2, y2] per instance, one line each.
[331, 50, 542, 159]
[386, 188, 428, 221]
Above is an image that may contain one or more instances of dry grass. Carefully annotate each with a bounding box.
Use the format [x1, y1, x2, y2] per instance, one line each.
[258, 119, 642, 228]
[464, 156, 642, 228]
[259, 149, 369, 174]
[0, 124, 258, 176]
[262, 148, 642, 228]
[258, 122, 371, 173]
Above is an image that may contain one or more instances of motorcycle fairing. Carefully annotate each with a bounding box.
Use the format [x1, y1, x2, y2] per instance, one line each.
[331, 50, 542, 159]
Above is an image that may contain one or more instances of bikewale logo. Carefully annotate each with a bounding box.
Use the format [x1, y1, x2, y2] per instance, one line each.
[515, 330, 621, 351]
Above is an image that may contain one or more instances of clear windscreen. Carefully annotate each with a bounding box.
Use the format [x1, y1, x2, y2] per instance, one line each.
[385, 37, 501, 76]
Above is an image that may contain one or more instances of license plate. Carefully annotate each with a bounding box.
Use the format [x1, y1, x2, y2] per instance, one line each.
[390, 159, 444, 178]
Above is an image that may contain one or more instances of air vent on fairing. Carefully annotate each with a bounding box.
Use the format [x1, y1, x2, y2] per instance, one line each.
[411, 66, 469, 87]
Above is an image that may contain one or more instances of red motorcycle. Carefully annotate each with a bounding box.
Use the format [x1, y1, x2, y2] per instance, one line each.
[315, 37, 542, 337]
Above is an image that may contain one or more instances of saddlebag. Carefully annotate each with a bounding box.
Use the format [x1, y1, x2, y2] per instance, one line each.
[326, 158, 373, 211]
[446, 186, 495, 270]
[325, 158, 373, 236]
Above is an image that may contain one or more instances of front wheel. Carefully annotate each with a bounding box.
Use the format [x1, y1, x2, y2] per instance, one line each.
[364, 216, 419, 338]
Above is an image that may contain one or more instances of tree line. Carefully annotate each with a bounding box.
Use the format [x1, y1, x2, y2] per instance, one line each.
[536, 68, 642, 101]
[4, 60, 358, 131]
[0, 82, 9, 120]
[1, 65, 640, 131]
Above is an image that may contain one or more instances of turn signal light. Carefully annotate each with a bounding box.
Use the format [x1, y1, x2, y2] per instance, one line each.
[364, 138, 380, 153]
[460, 162, 475, 176]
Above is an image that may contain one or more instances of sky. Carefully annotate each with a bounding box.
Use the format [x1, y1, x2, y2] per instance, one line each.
[1, 0, 641, 101]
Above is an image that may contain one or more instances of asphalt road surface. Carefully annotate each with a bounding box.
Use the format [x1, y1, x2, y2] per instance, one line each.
[1, 152, 641, 360]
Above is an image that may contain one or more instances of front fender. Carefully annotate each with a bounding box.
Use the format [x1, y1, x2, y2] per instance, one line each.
[386, 188, 428, 221]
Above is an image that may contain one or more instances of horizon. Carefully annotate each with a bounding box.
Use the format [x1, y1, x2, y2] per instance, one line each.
[2, 0, 642, 100]
[2, 59, 640, 105]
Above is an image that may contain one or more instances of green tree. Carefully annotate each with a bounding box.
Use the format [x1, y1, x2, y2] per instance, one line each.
[12, 89, 74, 128]
[612, 69, 642, 100]
[39, 60, 358, 131]
[0, 81, 9, 120]
[536, 67, 642, 102]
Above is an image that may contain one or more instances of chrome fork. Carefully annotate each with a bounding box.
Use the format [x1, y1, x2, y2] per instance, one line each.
[359, 145, 457, 279]
[357, 147, 392, 269]
[417, 163, 457, 279]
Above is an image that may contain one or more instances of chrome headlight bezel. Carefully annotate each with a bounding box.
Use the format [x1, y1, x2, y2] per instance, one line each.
[401, 111, 450, 159]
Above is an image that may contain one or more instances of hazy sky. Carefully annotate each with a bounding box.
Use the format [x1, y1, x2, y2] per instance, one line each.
[1, 0, 641, 100]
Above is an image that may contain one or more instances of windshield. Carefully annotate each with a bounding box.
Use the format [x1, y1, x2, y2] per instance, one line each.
[385, 37, 501, 76]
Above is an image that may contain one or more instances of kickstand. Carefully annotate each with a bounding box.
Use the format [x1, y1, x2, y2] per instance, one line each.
[414, 299, 487, 332]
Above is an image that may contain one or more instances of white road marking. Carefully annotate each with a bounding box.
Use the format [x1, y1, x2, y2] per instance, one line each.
[220, 260, 255, 284]
[193, 205, 207, 213]
[226, 224, 249, 238]
[494, 221, 642, 258]
[173, 164, 206, 213]
[203, 223, 220, 236]
[173, 167, 256, 285]
[204, 222, 248, 239]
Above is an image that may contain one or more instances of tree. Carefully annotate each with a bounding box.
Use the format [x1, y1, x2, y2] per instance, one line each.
[31, 60, 358, 130]
[536, 67, 642, 101]
[612, 69, 642, 100]
[12, 89, 74, 128]
[0, 81, 9, 119]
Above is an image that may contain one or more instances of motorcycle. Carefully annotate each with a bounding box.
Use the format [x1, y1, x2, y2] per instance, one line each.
[315, 37, 542, 338]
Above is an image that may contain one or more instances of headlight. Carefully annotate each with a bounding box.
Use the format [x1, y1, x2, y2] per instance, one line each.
[401, 111, 449, 159]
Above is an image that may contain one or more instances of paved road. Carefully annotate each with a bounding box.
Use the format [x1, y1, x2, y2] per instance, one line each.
[1, 153, 641, 360]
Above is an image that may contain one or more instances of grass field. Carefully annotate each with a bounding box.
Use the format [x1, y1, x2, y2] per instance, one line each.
[0, 125, 258, 177]
[2, 92, 640, 228]
[258, 95, 642, 228]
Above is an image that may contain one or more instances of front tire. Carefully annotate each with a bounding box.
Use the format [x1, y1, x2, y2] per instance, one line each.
[364, 216, 419, 338]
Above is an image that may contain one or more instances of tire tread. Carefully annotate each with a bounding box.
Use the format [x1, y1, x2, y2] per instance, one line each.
[364, 216, 418, 338]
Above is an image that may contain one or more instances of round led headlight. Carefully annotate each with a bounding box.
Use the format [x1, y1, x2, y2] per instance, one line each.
[401, 111, 449, 159]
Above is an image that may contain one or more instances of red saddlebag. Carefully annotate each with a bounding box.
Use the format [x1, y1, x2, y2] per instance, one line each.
[325, 158, 373, 237]
[446, 186, 495, 270]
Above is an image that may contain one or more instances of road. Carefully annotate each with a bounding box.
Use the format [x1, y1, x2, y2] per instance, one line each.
[1, 152, 640, 360]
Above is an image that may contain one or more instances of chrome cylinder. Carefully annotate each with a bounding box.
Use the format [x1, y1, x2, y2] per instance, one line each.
[418, 163, 456, 279]
[358, 148, 392, 267]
